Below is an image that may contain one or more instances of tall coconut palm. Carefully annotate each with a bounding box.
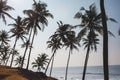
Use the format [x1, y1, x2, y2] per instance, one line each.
[46, 36, 62, 76]
[32, 53, 49, 72]
[74, 4, 102, 80]
[0, 30, 10, 47]
[9, 16, 26, 67]
[24, 0, 53, 70]
[75, 3, 116, 80]
[100, 0, 109, 80]
[64, 31, 80, 80]
[82, 31, 99, 80]
[0, 0, 14, 24]
[45, 21, 73, 76]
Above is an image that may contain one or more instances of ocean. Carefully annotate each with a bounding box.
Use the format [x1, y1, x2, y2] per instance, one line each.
[46, 65, 120, 80]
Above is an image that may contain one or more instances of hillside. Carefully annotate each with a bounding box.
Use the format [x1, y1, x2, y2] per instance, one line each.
[0, 65, 57, 80]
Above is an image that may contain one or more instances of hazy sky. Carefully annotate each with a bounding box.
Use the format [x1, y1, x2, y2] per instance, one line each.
[1, 0, 120, 68]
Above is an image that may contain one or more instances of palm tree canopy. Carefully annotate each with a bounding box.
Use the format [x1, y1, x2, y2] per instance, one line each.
[47, 38, 62, 53]
[9, 16, 27, 42]
[32, 53, 49, 72]
[23, 0, 53, 34]
[14, 56, 23, 67]
[64, 30, 80, 51]
[82, 31, 99, 52]
[51, 21, 73, 43]
[0, 0, 14, 24]
[74, 3, 103, 40]
[0, 46, 11, 65]
[74, 3, 117, 41]
[0, 30, 10, 46]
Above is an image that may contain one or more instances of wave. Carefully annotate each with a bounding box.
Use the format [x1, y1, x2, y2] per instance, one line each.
[78, 72, 120, 76]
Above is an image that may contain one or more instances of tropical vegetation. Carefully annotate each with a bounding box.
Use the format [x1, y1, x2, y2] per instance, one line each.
[0, 0, 119, 80]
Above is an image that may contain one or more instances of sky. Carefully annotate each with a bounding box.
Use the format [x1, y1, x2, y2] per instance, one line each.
[0, 0, 120, 68]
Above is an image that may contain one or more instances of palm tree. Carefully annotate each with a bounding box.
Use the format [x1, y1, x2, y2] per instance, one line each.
[0, 46, 10, 65]
[23, 0, 53, 70]
[32, 53, 49, 72]
[9, 16, 26, 67]
[45, 21, 70, 74]
[82, 31, 99, 80]
[14, 56, 24, 68]
[74, 3, 117, 80]
[74, 4, 102, 80]
[0, 30, 10, 47]
[64, 31, 80, 80]
[0, 0, 14, 24]
[46, 36, 62, 76]
[100, 0, 109, 80]
[4, 46, 11, 66]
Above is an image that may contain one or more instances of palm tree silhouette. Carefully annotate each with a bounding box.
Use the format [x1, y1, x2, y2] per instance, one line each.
[82, 31, 99, 80]
[46, 36, 62, 76]
[100, 0, 109, 80]
[74, 3, 103, 39]
[14, 55, 23, 68]
[45, 21, 73, 77]
[0, 0, 15, 24]
[32, 53, 49, 72]
[0, 46, 10, 65]
[74, 4, 102, 80]
[9, 16, 26, 67]
[4, 46, 11, 66]
[23, 0, 53, 70]
[0, 30, 10, 47]
[64, 30, 80, 80]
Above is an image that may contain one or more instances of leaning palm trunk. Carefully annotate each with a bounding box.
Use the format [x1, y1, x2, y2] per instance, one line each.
[21, 28, 32, 68]
[21, 44, 28, 68]
[49, 54, 54, 76]
[45, 52, 55, 74]
[100, 0, 109, 80]
[26, 31, 35, 69]
[65, 50, 71, 80]
[82, 44, 90, 80]
[10, 37, 18, 67]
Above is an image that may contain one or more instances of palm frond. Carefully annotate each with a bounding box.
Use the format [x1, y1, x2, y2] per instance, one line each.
[108, 18, 117, 23]
[108, 31, 115, 38]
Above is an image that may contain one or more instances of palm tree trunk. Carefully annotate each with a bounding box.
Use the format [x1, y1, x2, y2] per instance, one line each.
[10, 37, 18, 67]
[26, 31, 35, 70]
[82, 45, 90, 80]
[65, 50, 71, 80]
[21, 44, 28, 68]
[45, 52, 55, 74]
[49, 54, 54, 76]
[100, 0, 109, 80]
[21, 28, 32, 68]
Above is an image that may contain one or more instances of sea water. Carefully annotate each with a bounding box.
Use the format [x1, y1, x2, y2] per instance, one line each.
[47, 65, 120, 80]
